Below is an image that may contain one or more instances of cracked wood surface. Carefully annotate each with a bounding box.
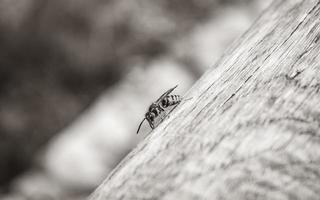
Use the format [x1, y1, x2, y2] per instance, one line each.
[90, 0, 320, 199]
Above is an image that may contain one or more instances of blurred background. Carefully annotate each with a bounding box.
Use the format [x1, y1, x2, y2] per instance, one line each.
[0, 0, 271, 199]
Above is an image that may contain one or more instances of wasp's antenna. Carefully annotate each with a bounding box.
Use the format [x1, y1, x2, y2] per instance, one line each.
[137, 118, 146, 134]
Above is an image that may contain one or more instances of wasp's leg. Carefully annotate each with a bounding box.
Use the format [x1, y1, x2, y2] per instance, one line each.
[146, 118, 155, 129]
[150, 122, 155, 129]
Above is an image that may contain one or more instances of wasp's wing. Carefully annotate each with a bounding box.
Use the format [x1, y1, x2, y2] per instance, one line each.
[155, 85, 178, 104]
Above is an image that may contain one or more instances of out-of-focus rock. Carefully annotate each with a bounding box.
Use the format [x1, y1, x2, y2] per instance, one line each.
[0, 0, 34, 31]
[9, 172, 63, 200]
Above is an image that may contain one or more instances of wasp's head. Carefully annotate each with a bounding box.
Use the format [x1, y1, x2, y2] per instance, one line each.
[137, 104, 158, 134]
[137, 111, 155, 134]
[145, 111, 155, 122]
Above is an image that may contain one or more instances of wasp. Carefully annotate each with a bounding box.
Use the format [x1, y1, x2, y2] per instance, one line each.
[137, 85, 182, 134]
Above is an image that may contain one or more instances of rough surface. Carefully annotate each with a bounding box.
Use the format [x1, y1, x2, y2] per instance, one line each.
[90, 0, 320, 199]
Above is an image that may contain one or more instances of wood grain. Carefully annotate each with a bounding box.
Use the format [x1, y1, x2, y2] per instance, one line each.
[90, 0, 320, 199]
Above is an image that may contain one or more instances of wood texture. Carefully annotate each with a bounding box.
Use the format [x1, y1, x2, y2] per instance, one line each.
[90, 0, 320, 199]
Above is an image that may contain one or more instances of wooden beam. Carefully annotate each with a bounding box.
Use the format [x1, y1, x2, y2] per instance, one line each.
[90, 0, 320, 199]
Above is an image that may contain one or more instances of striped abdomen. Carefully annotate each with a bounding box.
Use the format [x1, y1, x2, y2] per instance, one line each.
[161, 95, 181, 108]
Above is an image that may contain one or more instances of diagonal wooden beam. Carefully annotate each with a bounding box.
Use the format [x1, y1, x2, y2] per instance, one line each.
[90, 0, 320, 199]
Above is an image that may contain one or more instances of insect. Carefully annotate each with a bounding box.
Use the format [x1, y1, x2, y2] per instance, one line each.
[137, 85, 182, 134]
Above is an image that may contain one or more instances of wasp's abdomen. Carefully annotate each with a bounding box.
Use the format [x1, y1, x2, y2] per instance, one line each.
[161, 95, 181, 108]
